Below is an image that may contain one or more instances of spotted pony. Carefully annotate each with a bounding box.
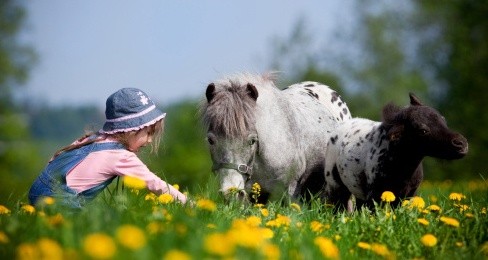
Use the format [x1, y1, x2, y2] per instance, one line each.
[324, 93, 468, 211]
[202, 73, 351, 203]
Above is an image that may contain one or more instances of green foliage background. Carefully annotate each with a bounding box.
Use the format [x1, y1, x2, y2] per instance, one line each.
[0, 1, 487, 202]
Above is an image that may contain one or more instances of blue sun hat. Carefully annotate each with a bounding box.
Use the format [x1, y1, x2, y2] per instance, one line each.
[101, 88, 166, 134]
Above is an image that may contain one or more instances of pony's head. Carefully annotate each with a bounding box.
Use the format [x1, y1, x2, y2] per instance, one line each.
[202, 74, 271, 201]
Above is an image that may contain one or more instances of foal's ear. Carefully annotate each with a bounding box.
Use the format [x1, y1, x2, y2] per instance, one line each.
[206, 83, 216, 103]
[246, 83, 259, 101]
[409, 93, 423, 106]
[388, 125, 404, 142]
[382, 102, 401, 123]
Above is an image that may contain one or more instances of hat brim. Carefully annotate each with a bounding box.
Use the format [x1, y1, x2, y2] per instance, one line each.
[100, 108, 166, 134]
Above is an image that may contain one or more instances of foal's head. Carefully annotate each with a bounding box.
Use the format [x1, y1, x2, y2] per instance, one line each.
[382, 93, 468, 159]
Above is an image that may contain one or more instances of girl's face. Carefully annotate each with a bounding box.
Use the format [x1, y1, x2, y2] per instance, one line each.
[127, 127, 153, 152]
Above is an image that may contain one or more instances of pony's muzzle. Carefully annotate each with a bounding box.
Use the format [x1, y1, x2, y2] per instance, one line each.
[220, 189, 248, 202]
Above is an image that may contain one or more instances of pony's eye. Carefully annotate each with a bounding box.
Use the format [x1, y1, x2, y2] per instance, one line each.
[207, 137, 216, 145]
[249, 138, 257, 145]
[419, 129, 429, 136]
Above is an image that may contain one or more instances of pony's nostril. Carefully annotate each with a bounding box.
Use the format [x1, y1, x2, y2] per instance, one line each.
[238, 190, 247, 197]
[452, 138, 466, 148]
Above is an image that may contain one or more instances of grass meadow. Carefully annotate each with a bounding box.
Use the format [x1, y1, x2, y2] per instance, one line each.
[0, 177, 487, 260]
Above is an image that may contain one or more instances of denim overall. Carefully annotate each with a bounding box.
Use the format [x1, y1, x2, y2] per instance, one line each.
[28, 141, 125, 208]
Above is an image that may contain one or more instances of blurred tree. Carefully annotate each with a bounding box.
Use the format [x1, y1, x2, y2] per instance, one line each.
[412, 0, 488, 180]
[338, 2, 429, 120]
[143, 100, 212, 194]
[269, 2, 483, 180]
[0, 0, 41, 202]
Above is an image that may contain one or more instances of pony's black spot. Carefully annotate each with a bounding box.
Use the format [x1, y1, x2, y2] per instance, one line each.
[331, 91, 339, 103]
[353, 129, 360, 135]
[338, 102, 343, 107]
[326, 171, 331, 177]
[355, 158, 360, 163]
[305, 88, 319, 99]
[330, 135, 339, 145]
[340, 113, 344, 120]
[305, 83, 316, 87]
[343, 108, 349, 115]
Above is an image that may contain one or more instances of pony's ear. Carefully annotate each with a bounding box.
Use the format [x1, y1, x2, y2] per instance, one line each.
[409, 93, 423, 106]
[382, 102, 401, 123]
[246, 83, 259, 101]
[388, 124, 404, 142]
[206, 83, 216, 103]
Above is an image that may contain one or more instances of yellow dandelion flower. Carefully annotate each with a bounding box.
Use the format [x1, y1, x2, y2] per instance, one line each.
[16, 243, 38, 260]
[145, 193, 157, 202]
[261, 228, 274, 239]
[83, 233, 116, 259]
[0, 205, 10, 215]
[295, 221, 303, 228]
[449, 192, 466, 201]
[357, 242, 372, 250]
[175, 223, 188, 236]
[196, 199, 217, 212]
[21, 205, 36, 214]
[41, 197, 55, 205]
[408, 196, 425, 210]
[146, 221, 163, 235]
[251, 182, 261, 194]
[371, 243, 393, 258]
[426, 204, 441, 213]
[480, 241, 488, 255]
[420, 234, 437, 247]
[163, 249, 191, 260]
[381, 191, 396, 202]
[260, 208, 269, 217]
[482, 207, 487, 214]
[334, 235, 341, 241]
[172, 184, 180, 190]
[455, 204, 469, 213]
[36, 238, 63, 260]
[314, 237, 340, 260]
[465, 213, 474, 218]
[206, 223, 217, 229]
[429, 195, 438, 203]
[310, 221, 325, 233]
[455, 241, 464, 247]
[254, 203, 265, 208]
[245, 216, 262, 227]
[47, 213, 64, 227]
[440, 216, 460, 228]
[290, 203, 301, 212]
[116, 224, 147, 250]
[204, 233, 235, 256]
[265, 214, 291, 228]
[0, 231, 9, 244]
[158, 193, 174, 204]
[262, 243, 280, 260]
[251, 182, 261, 202]
[417, 218, 429, 226]
[123, 176, 146, 189]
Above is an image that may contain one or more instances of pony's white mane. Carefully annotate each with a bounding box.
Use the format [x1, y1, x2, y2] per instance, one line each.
[213, 72, 279, 89]
[202, 72, 279, 138]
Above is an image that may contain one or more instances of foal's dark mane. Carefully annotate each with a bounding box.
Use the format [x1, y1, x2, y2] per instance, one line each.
[202, 80, 257, 138]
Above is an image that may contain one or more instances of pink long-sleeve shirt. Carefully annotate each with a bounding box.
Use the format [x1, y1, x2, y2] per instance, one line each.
[65, 138, 187, 204]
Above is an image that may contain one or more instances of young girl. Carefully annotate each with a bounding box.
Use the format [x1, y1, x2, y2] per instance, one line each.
[28, 88, 188, 208]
